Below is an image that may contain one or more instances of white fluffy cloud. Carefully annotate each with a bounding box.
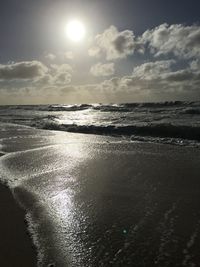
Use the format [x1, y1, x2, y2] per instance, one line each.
[45, 53, 56, 61]
[0, 61, 74, 89]
[90, 62, 115, 77]
[142, 23, 200, 59]
[89, 26, 143, 60]
[1, 22, 200, 103]
[89, 23, 200, 61]
[0, 61, 48, 80]
[97, 59, 200, 98]
[132, 60, 175, 80]
[64, 51, 74, 60]
[50, 64, 73, 85]
[1, 59, 199, 103]
[58, 59, 200, 102]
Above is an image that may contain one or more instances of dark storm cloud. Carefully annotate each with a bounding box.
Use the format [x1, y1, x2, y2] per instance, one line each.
[0, 61, 48, 80]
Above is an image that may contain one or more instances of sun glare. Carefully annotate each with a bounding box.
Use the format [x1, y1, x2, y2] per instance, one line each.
[66, 20, 86, 42]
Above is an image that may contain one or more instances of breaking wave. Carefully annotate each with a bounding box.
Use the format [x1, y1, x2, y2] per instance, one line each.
[4, 101, 199, 112]
[180, 108, 200, 115]
[1, 101, 200, 147]
[31, 120, 200, 143]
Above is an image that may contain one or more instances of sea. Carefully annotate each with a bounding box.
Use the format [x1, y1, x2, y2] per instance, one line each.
[1, 102, 200, 267]
[0, 101, 200, 146]
[0, 101, 200, 147]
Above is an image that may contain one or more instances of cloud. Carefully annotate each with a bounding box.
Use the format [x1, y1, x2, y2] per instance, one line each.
[2, 22, 200, 103]
[45, 51, 74, 61]
[2, 59, 199, 103]
[50, 64, 73, 85]
[0, 61, 48, 80]
[64, 51, 74, 60]
[130, 60, 200, 85]
[132, 60, 175, 80]
[45, 53, 56, 60]
[2, 61, 199, 104]
[190, 59, 200, 70]
[142, 23, 200, 59]
[161, 69, 199, 82]
[50, 64, 72, 73]
[89, 23, 200, 61]
[95, 60, 200, 100]
[0, 61, 74, 89]
[90, 62, 115, 77]
[88, 46, 102, 58]
[89, 26, 143, 60]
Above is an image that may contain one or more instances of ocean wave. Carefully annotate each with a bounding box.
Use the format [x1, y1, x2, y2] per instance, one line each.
[0, 104, 93, 112]
[93, 101, 200, 112]
[180, 108, 200, 115]
[92, 105, 131, 112]
[32, 121, 200, 142]
[123, 101, 182, 108]
[3, 101, 199, 112]
[46, 104, 92, 111]
[1, 101, 200, 147]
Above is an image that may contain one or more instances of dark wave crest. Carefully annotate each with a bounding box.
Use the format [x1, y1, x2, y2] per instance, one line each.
[34, 121, 200, 142]
[180, 108, 200, 115]
[3, 101, 199, 112]
[47, 104, 92, 111]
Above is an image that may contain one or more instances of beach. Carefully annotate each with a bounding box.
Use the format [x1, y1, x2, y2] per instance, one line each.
[0, 123, 200, 266]
[0, 183, 36, 267]
[1, 0, 200, 264]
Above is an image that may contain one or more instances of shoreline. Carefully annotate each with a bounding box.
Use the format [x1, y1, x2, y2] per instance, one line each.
[0, 182, 37, 267]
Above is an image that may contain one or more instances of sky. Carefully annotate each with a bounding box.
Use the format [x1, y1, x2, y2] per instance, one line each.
[0, 0, 200, 104]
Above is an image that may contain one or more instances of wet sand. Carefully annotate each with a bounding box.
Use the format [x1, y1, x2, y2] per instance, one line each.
[0, 183, 36, 267]
[1, 123, 200, 266]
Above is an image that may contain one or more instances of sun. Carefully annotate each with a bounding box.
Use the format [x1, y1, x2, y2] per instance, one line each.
[66, 20, 86, 42]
